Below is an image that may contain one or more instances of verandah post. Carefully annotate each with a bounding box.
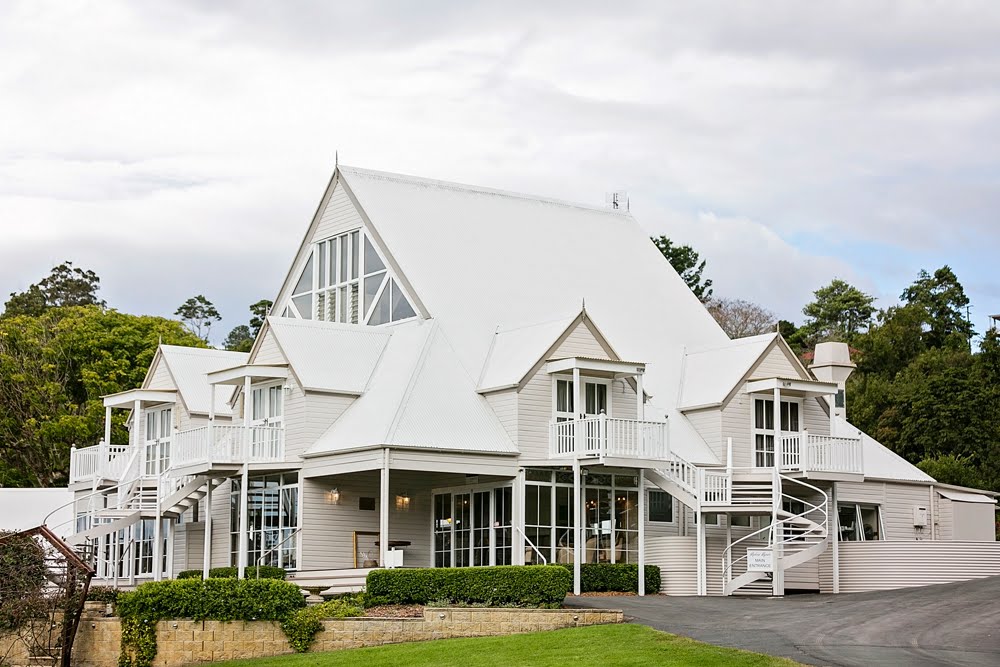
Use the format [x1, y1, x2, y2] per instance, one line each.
[573, 458, 581, 596]
[203, 478, 213, 579]
[638, 468, 646, 596]
[238, 375, 251, 578]
[379, 448, 390, 568]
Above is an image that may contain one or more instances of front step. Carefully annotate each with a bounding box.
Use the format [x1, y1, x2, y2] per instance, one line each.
[732, 578, 774, 597]
[286, 568, 374, 596]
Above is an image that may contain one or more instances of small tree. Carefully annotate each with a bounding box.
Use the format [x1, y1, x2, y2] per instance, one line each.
[901, 266, 975, 348]
[174, 295, 221, 343]
[707, 298, 776, 339]
[223, 325, 254, 352]
[249, 299, 273, 337]
[650, 236, 714, 302]
[3, 262, 105, 318]
[802, 279, 875, 344]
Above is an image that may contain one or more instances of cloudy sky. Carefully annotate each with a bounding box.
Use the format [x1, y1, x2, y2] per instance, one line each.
[2, 0, 999, 342]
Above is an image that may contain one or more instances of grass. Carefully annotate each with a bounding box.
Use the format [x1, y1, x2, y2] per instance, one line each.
[212, 624, 803, 667]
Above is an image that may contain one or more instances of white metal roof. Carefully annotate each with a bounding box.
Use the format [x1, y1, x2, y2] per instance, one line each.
[157, 346, 248, 416]
[339, 166, 728, 461]
[937, 489, 997, 504]
[306, 320, 516, 456]
[477, 313, 579, 391]
[678, 334, 776, 409]
[834, 416, 935, 483]
[264, 317, 391, 393]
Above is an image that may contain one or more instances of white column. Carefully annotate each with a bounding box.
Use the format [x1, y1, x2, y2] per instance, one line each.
[153, 497, 162, 581]
[104, 406, 112, 445]
[696, 511, 706, 595]
[238, 376, 251, 578]
[573, 367, 583, 455]
[513, 468, 525, 565]
[635, 372, 644, 421]
[638, 469, 646, 596]
[725, 514, 733, 593]
[379, 448, 390, 568]
[832, 483, 839, 594]
[208, 384, 216, 461]
[572, 458, 582, 596]
[203, 479, 213, 579]
[165, 518, 174, 579]
[772, 386, 781, 469]
[133, 399, 143, 451]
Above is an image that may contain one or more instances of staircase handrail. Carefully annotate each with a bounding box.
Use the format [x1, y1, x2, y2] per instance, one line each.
[254, 527, 303, 576]
[43, 446, 146, 536]
[722, 472, 829, 593]
[513, 525, 548, 564]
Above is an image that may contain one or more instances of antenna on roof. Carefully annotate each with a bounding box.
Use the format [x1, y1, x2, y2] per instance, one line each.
[581, 297, 586, 313]
[335, 150, 338, 169]
[605, 191, 628, 211]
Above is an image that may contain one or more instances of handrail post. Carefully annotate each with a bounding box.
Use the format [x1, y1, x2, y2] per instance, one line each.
[70, 445, 78, 483]
[599, 412, 607, 457]
[801, 429, 809, 472]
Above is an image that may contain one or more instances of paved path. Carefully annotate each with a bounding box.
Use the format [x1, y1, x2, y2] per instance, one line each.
[568, 576, 1000, 666]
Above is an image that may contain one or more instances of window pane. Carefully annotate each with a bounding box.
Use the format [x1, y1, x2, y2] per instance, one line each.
[340, 234, 349, 283]
[350, 283, 359, 324]
[364, 272, 386, 313]
[788, 403, 799, 431]
[364, 236, 385, 274]
[731, 514, 751, 527]
[317, 242, 327, 288]
[754, 399, 765, 429]
[350, 232, 360, 279]
[293, 254, 313, 295]
[291, 294, 313, 320]
[390, 280, 416, 321]
[369, 284, 390, 325]
[859, 505, 881, 540]
[525, 469, 551, 483]
[838, 504, 861, 541]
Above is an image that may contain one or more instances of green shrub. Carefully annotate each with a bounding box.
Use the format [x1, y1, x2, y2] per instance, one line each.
[366, 565, 571, 607]
[86, 586, 121, 603]
[559, 563, 661, 593]
[280, 598, 364, 653]
[116, 578, 305, 667]
[174, 566, 286, 580]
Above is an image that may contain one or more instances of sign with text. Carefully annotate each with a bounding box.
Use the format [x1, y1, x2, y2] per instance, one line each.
[746, 549, 773, 572]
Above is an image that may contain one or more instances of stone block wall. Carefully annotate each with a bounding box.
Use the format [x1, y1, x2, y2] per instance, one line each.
[60, 607, 622, 667]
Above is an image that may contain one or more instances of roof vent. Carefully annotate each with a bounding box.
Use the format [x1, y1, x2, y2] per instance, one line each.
[605, 191, 629, 211]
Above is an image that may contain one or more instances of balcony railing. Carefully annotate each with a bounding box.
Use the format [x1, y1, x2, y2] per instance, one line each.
[69, 442, 130, 484]
[172, 424, 285, 469]
[780, 431, 863, 475]
[549, 416, 669, 460]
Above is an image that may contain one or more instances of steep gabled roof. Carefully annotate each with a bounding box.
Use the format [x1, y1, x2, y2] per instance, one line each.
[262, 317, 392, 394]
[306, 320, 516, 456]
[336, 165, 729, 422]
[152, 346, 248, 416]
[477, 313, 579, 392]
[835, 416, 935, 483]
[678, 334, 778, 410]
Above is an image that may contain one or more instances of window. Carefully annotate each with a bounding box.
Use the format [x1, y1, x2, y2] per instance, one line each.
[432, 486, 512, 568]
[231, 473, 300, 569]
[731, 514, 751, 527]
[144, 407, 172, 476]
[838, 503, 883, 541]
[287, 229, 416, 326]
[694, 512, 720, 525]
[752, 398, 801, 468]
[648, 491, 673, 523]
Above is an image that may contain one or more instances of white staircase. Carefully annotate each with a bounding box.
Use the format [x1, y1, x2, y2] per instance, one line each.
[722, 474, 830, 596]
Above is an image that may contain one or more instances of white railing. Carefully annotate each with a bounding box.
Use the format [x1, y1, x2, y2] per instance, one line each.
[780, 431, 863, 475]
[69, 442, 130, 483]
[171, 423, 285, 468]
[549, 415, 668, 460]
[700, 469, 732, 505]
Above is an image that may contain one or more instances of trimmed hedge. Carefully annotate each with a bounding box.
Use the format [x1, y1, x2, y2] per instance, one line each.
[559, 563, 661, 594]
[116, 578, 306, 667]
[366, 565, 571, 607]
[175, 566, 287, 580]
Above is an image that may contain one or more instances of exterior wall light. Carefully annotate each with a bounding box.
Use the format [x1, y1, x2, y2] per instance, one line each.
[328, 488, 341, 505]
[395, 494, 411, 511]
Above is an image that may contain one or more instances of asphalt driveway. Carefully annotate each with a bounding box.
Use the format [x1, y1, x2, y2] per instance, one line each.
[568, 575, 1000, 666]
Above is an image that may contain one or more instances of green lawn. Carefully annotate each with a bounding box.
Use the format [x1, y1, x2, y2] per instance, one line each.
[213, 624, 803, 667]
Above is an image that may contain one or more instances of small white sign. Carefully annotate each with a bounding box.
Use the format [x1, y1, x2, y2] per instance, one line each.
[747, 549, 773, 572]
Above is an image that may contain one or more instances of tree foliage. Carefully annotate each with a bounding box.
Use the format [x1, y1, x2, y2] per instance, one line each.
[801, 279, 875, 344]
[900, 265, 975, 348]
[707, 298, 776, 339]
[0, 306, 203, 486]
[3, 262, 105, 318]
[650, 236, 714, 302]
[223, 299, 273, 353]
[174, 295, 221, 343]
[249, 299, 272, 337]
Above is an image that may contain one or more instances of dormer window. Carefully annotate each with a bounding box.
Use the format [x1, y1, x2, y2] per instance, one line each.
[286, 229, 416, 325]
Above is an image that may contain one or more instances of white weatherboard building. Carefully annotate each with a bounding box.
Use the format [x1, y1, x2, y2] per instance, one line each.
[62, 166, 999, 596]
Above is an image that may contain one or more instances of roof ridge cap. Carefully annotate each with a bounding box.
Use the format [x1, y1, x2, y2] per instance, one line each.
[340, 164, 632, 218]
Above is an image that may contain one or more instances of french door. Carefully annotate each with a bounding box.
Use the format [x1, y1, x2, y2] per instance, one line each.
[250, 384, 283, 458]
[433, 486, 513, 568]
[554, 378, 610, 453]
[752, 399, 801, 468]
[144, 407, 172, 475]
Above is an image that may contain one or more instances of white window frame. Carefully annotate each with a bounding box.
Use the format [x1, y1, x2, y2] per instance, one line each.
[837, 502, 884, 542]
[430, 481, 515, 568]
[647, 490, 675, 524]
[751, 397, 803, 469]
[550, 377, 613, 421]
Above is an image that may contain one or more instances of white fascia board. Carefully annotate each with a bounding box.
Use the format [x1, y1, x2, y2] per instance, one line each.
[744, 377, 839, 396]
[544, 357, 646, 376]
[207, 364, 289, 386]
[102, 389, 177, 408]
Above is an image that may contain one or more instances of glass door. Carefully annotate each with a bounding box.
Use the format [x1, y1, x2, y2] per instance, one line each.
[250, 384, 283, 459]
[144, 407, 172, 475]
[753, 399, 801, 468]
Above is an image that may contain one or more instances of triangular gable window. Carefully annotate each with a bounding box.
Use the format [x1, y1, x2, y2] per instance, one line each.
[285, 228, 417, 326]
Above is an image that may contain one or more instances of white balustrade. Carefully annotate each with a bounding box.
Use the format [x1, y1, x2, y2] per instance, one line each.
[780, 431, 863, 474]
[700, 469, 732, 505]
[69, 442, 130, 483]
[170, 423, 285, 468]
[548, 416, 668, 460]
